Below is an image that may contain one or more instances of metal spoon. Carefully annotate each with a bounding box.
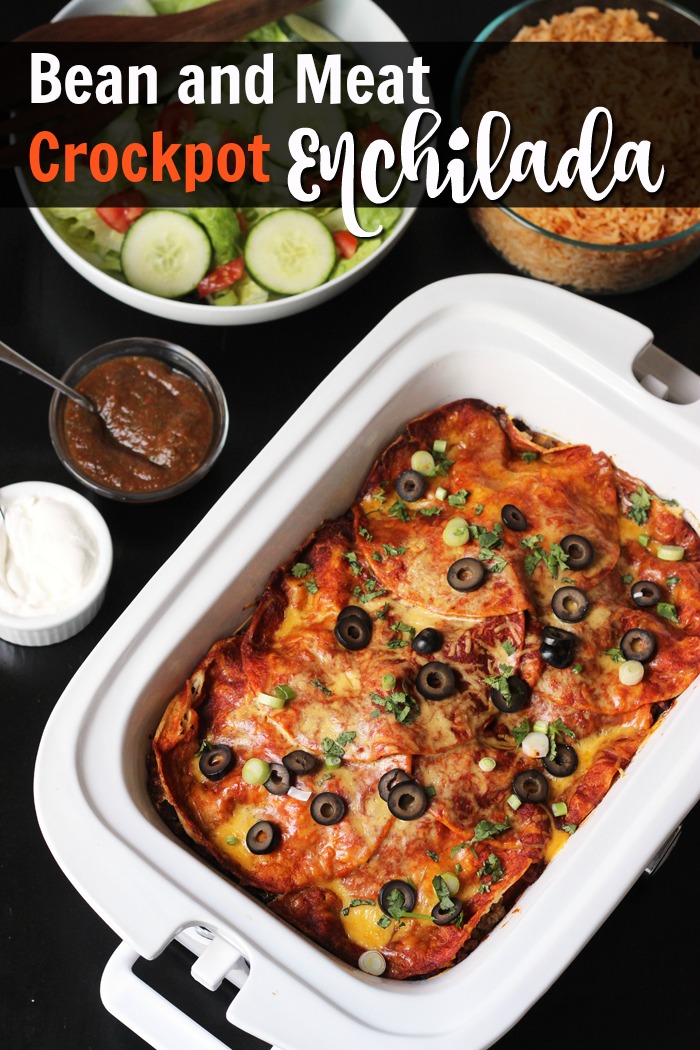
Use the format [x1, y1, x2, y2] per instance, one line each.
[0, 339, 96, 414]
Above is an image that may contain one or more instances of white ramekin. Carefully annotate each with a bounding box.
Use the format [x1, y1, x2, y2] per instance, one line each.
[0, 481, 113, 646]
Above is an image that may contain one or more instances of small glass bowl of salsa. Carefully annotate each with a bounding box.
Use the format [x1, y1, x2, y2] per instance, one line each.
[48, 338, 229, 502]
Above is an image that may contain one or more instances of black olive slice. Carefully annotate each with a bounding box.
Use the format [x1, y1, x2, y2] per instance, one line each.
[551, 586, 590, 624]
[512, 769, 549, 803]
[394, 469, 426, 502]
[620, 627, 657, 664]
[431, 898, 463, 926]
[334, 613, 372, 651]
[199, 744, 234, 781]
[282, 750, 317, 774]
[264, 762, 291, 795]
[310, 792, 346, 826]
[447, 557, 486, 592]
[631, 580, 663, 608]
[246, 820, 279, 855]
[490, 675, 531, 713]
[378, 879, 416, 916]
[387, 780, 428, 820]
[378, 767, 413, 802]
[560, 534, 594, 570]
[415, 661, 456, 700]
[543, 744, 579, 778]
[541, 625, 576, 648]
[540, 642, 575, 670]
[411, 627, 444, 655]
[501, 504, 528, 531]
[337, 605, 372, 628]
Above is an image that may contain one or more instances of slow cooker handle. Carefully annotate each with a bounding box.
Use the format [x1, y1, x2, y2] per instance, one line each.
[101, 940, 282, 1050]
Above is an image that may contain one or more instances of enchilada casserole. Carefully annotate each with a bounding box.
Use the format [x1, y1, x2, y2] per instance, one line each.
[150, 399, 700, 979]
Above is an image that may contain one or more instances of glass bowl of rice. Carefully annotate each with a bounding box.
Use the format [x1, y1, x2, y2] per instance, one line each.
[455, 0, 700, 294]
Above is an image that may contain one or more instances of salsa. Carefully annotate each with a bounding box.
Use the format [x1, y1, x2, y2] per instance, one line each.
[63, 355, 214, 493]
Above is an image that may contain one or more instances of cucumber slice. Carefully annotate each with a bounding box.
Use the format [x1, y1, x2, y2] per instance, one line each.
[258, 85, 347, 168]
[121, 210, 211, 298]
[244, 209, 336, 295]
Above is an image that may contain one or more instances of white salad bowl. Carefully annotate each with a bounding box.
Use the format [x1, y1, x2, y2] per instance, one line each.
[23, 0, 415, 325]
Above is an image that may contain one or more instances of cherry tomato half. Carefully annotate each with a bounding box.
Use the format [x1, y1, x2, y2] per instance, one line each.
[197, 257, 245, 298]
[96, 189, 146, 234]
[333, 230, 358, 259]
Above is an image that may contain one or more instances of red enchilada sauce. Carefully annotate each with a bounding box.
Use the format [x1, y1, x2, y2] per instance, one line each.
[63, 355, 214, 493]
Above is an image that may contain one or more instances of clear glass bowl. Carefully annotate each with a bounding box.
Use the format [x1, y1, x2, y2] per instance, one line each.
[454, 0, 700, 295]
[49, 337, 229, 503]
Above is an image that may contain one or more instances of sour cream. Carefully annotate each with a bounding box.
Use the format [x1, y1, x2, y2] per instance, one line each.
[0, 494, 98, 617]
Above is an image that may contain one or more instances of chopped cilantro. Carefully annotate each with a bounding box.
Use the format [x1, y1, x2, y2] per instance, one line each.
[660, 497, 679, 507]
[473, 504, 484, 516]
[387, 621, 415, 649]
[621, 573, 634, 585]
[341, 899, 375, 916]
[486, 555, 508, 574]
[603, 647, 625, 663]
[521, 451, 538, 463]
[426, 849, 439, 862]
[657, 602, 679, 623]
[356, 577, 388, 604]
[195, 739, 210, 756]
[382, 543, 407, 557]
[372, 487, 386, 504]
[511, 718, 531, 747]
[377, 915, 392, 928]
[291, 562, 311, 578]
[425, 785, 437, 798]
[547, 717, 576, 760]
[359, 525, 373, 541]
[562, 577, 575, 585]
[388, 500, 410, 522]
[477, 851, 504, 890]
[322, 731, 356, 760]
[375, 602, 390, 621]
[502, 640, 516, 656]
[343, 551, 363, 576]
[484, 664, 515, 705]
[667, 575, 681, 590]
[520, 535, 569, 579]
[370, 689, 419, 725]
[447, 489, 469, 507]
[628, 485, 652, 526]
[372, 551, 383, 562]
[383, 886, 432, 923]
[431, 448, 454, 477]
[478, 530, 502, 551]
[317, 772, 333, 786]
[432, 874, 453, 913]
[452, 819, 510, 860]
[419, 506, 442, 516]
[311, 678, 332, 695]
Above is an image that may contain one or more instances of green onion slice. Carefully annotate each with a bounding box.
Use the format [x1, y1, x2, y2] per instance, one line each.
[241, 758, 271, 785]
[358, 950, 386, 976]
[442, 517, 469, 548]
[658, 544, 684, 562]
[411, 450, 436, 476]
[256, 691, 286, 710]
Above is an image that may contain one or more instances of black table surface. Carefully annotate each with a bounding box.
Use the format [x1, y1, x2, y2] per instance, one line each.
[2, 2, 699, 1048]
